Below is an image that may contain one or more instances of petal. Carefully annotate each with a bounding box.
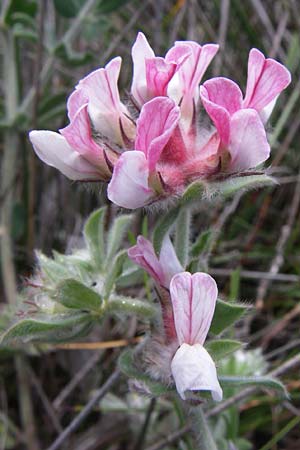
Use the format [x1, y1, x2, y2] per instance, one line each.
[29, 130, 101, 180]
[78, 57, 134, 144]
[171, 343, 223, 401]
[60, 105, 102, 157]
[145, 57, 177, 97]
[66, 89, 88, 121]
[127, 236, 165, 285]
[107, 151, 154, 209]
[229, 109, 270, 171]
[170, 272, 218, 345]
[131, 32, 155, 106]
[158, 235, 184, 286]
[243, 48, 291, 113]
[135, 97, 180, 171]
[168, 42, 219, 125]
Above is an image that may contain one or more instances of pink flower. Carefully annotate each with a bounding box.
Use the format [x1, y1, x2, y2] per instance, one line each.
[29, 90, 113, 181]
[77, 57, 135, 146]
[131, 32, 218, 129]
[170, 272, 222, 401]
[107, 96, 182, 208]
[128, 234, 183, 289]
[200, 49, 291, 171]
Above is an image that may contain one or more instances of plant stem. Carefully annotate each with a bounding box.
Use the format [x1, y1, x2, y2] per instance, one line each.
[175, 208, 191, 267]
[190, 406, 218, 450]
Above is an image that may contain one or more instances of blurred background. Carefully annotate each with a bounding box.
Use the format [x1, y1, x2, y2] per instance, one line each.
[0, 0, 300, 448]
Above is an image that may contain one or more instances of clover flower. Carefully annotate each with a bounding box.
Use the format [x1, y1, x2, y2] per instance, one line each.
[29, 33, 291, 209]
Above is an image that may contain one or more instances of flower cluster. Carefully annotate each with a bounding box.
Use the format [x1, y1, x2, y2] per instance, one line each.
[29, 33, 290, 209]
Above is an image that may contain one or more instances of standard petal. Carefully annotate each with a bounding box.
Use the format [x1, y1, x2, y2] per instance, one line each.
[158, 235, 184, 286]
[145, 57, 177, 97]
[170, 272, 218, 346]
[131, 32, 155, 106]
[29, 130, 101, 180]
[243, 48, 291, 113]
[135, 97, 180, 171]
[66, 89, 88, 121]
[107, 151, 154, 209]
[171, 343, 223, 401]
[229, 109, 270, 171]
[78, 57, 134, 144]
[128, 236, 165, 285]
[168, 42, 219, 125]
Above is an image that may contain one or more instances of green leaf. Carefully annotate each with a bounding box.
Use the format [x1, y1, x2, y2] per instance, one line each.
[108, 295, 157, 318]
[153, 206, 180, 253]
[104, 250, 127, 298]
[55, 278, 102, 311]
[190, 230, 212, 257]
[84, 207, 107, 270]
[207, 174, 276, 198]
[1, 312, 93, 344]
[118, 350, 172, 396]
[175, 209, 190, 267]
[105, 214, 132, 266]
[210, 299, 249, 335]
[219, 376, 288, 397]
[53, 0, 85, 18]
[206, 339, 243, 361]
[229, 267, 241, 302]
[36, 251, 70, 283]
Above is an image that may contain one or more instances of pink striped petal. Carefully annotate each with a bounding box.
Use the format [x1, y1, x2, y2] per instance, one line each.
[29, 130, 101, 180]
[243, 48, 291, 114]
[145, 57, 177, 97]
[159, 235, 184, 286]
[131, 32, 155, 106]
[168, 42, 219, 124]
[128, 236, 165, 285]
[200, 78, 243, 147]
[229, 109, 270, 171]
[78, 57, 134, 144]
[66, 89, 88, 121]
[135, 97, 180, 171]
[107, 151, 154, 209]
[170, 272, 218, 346]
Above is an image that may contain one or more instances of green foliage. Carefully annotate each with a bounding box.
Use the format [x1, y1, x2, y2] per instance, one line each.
[153, 206, 180, 253]
[83, 206, 107, 270]
[53, 0, 86, 18]
[219, 375, 288, 398]
[210, 299, 249, 335]
[1, 312, 92, 344]
[55, 278, 103, 311]
[206, 339, 243, 361]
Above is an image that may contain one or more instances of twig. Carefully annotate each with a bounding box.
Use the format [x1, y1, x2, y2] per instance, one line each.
[27, 366, 62, 433]
[27, 0, 45, 258]
[209, 268, 299, 283]
[213, 0, 230, 76]
[54, 336, 142, 350]
[261, 303, 300, 348]
[256, 171, 300, 308]
[53, 352, 101, 411]
[46, 369, 121, 450]
[133, 398, 156, 450]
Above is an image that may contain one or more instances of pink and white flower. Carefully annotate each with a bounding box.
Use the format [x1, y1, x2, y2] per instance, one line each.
[170, 272, 223, 401]
[200, 48, 291, 171]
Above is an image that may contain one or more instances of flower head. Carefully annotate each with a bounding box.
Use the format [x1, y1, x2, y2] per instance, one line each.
[29, 34, 291, 209]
